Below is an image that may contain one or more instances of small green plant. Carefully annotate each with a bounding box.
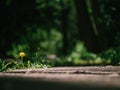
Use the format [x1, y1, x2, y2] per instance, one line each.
[29, 47, 55, 66]
[0, 59, 12, 72]
[101, 47, 120, 65]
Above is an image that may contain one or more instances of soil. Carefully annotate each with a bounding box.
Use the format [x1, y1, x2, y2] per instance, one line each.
[0, 66, 120, 90]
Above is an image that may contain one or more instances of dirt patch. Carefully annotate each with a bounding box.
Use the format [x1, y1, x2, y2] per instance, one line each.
[0, 66, 120, 90]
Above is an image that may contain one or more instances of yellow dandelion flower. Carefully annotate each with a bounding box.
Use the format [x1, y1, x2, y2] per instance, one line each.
[19, 52, 26, 58]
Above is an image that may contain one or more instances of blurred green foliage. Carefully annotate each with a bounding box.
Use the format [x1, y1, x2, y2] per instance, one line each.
[0, 0, 120, 67]
[101, 47, 120, 65]
[7, 28, 62, 58]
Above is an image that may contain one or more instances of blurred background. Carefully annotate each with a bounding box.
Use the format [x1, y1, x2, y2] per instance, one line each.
[0, 0, 120, 65]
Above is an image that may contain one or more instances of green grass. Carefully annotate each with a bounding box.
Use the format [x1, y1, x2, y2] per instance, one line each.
[0, 48, 119, 72]
[0, 58, 51, 72]
[0, 57, 117, 72]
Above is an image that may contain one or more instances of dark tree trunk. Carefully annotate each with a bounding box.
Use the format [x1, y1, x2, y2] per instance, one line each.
[60, 0, 70, 55]
[74, 0, 101, 53]
[90, 0, 105, 51]
[0, 0, 9, 57]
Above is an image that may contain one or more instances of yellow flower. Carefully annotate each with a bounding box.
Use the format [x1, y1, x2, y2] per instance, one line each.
[19, 52, 26, 58]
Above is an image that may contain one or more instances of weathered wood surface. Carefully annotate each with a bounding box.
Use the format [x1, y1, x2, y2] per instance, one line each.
[0, 66, 120, 90]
